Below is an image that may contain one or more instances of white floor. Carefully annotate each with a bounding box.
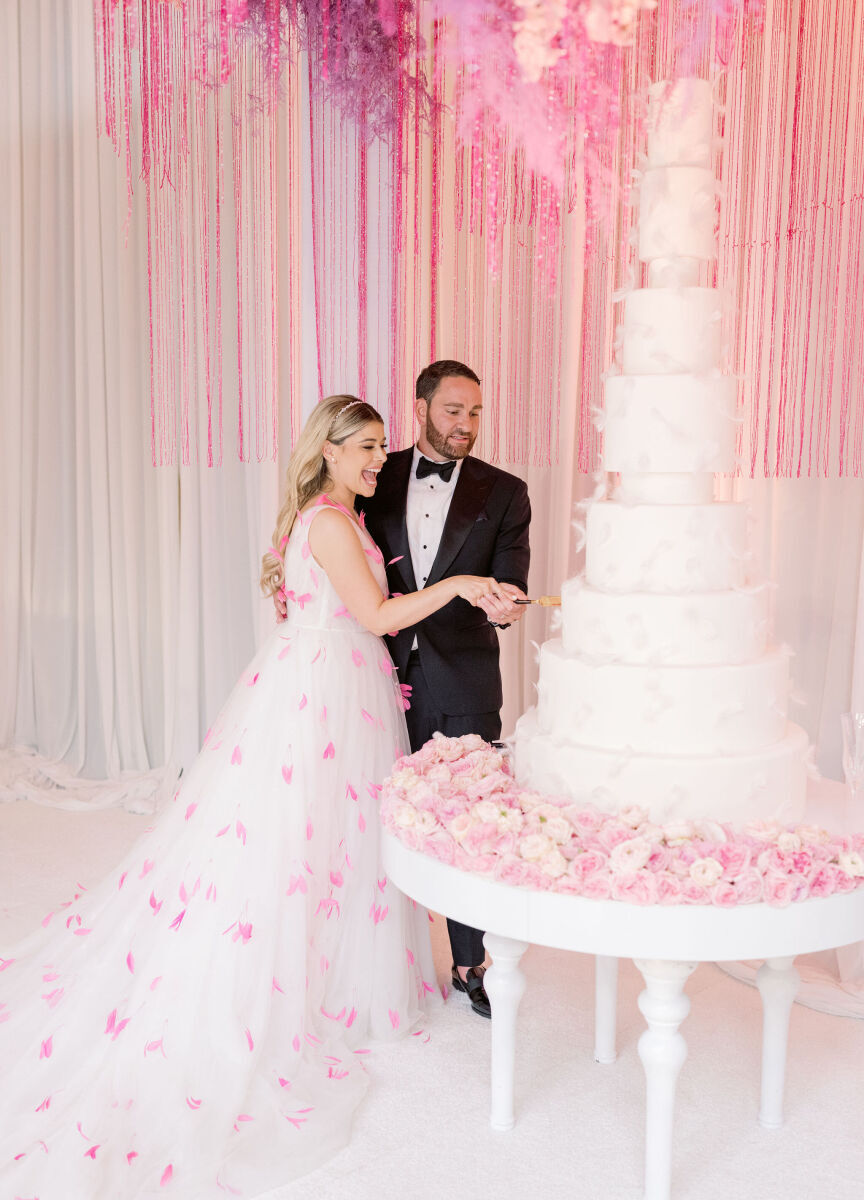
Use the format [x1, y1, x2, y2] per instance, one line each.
[1, 801, 862, 1200]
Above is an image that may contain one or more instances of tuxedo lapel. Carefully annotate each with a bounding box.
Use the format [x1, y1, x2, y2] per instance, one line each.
[375, 449, 417, 592]
[425, 457, 493, 587]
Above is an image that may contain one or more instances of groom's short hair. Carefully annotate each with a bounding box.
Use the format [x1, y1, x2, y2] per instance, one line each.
[415, 360, 481, 403]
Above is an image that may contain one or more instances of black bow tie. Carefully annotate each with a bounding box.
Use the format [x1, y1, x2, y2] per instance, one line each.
[416, 456, 457, 482]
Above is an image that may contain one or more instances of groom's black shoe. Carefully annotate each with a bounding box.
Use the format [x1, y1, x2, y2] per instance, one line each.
[451, 964, 491, 1019]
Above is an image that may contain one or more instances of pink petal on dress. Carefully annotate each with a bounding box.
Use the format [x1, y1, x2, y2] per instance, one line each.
[323, 742, 335, 759]
[149, 977, 162, 992]
[169, 910, 186, 931]
[278, 1077, 291, 1088]
[39, 1036, 53, 1059]
[406, 948, 415, 965]
[329, 871, 343, 888]
[246, 673, 259, 686]
[388, 1009, 400, 1030]
[319, 706, 327, 722]
[139, 860, 155, 878]
[41, 912, 54, 928]
[306, 821, 313, 840]
[216, 825, 230, 838]
[35, 1095, 51, 1112]
[185, 803, 197, 821]
[272, 977, 284, 994]
[231, 745, 242, 765]
[127, 1151, 139, 1163]
[344, 1007, 357, 1028]
[378, 877, 387, 892]
[286, 875, 307, 896]
[160, 1164, 173, 1186]
[245, 1028, 254, 1051]
[236, 821, 247, 845]
[360, 709, 374, 725]
[333, 605, 349, 618]
[292, 1035, 300, 1052]
[84, 1145, 100, 1159]
[118, 871, 128, 889]
[149, 893, 163, 915]
[358, 812, 366, 832]
[351, 649, 365, 667]
[126, 953, 135, 974]
[298, 694, 307, 710]
[301, 541, 311, 559]
[281, 765, 293, 785]
[186, 1098, 202, 1110]
[346, 783, 357, 800]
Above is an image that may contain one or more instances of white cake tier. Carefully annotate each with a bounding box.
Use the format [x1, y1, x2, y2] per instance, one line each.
[615, 472, 715, 505]
[647, 257, 701, 288]
[534, 639, 789, 755]
[646, 79, 713, 168]
[621, 287, 722, 375]
[585, 500, 747, 593]
[561, 578, 769, 666]
[604, 374, 736, 475]
[513, 708, 808, 827]
[639, 166, 717, 262]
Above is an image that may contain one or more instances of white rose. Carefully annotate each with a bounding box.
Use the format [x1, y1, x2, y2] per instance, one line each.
[394, 803, 417, 829]
[543, 816, 572, 845]
[519, 833, 554, 862]
[540, 849, 568, 878]
[777, 831, 802, 853]
[797, 823, 832, 846]
[695, 819, 728, 844]
[619, 805, 648, 829]
[474, 799, 502, 824]
[535, 803, 566, 823]
[663, 820, 695, 845]
[416, 810, 439, 836]
[838, 851, 864, 878]
[497, 809, 524, 835]
[610, 837, 653, 872]
[389, 767, 420, 793]
[689, 857, 723, 887]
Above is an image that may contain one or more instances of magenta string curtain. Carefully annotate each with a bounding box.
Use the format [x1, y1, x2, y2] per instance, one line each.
[94, 1, 862, 476]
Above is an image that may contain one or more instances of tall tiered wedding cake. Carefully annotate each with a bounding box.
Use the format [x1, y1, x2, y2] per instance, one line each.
[513, 80, 808, 827]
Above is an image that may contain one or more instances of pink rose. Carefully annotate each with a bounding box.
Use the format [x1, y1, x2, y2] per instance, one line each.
[715, 842, 751, 880]
[597, 822, 634, 853]
[763, 873, 795, 907]
[807, 865, 838, 898]
[711, 880, 740, 908]
[399, 827, 422, 852]
[460, 734, 488, 753]
[494, 857, 531, 888]
[453, 846, 475, 872]
[424, 834, 455, 866]
[680, 880, 709, 904]
[734, 869, 764, 905]
[645, 844, 671, 873]
[463, 821, 499, 856]
[566, 806, 605, 834]
[611, 873, 658, 905]
[580, 874, 613, 901]
[569, 849, 609, 879]
[465, 771, 511, 801]
[554, 873, 586, 896]
[655, 875, 684, 905]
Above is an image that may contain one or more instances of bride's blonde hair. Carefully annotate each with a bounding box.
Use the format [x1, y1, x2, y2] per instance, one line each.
[260, 395, 384, 599]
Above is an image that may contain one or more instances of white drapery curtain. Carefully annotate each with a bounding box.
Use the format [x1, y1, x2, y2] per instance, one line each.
[1, 0, 862, 820]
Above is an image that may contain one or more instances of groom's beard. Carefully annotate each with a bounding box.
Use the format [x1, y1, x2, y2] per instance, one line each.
[424, 416, 476, 460]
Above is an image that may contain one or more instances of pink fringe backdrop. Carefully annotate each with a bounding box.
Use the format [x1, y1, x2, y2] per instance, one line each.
[94, 1, 864, 477]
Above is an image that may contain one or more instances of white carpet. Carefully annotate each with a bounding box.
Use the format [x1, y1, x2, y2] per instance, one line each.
[2, 801, 862, 1200]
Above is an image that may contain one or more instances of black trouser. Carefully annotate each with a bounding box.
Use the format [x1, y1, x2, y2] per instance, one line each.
[402, 650, 501, 968]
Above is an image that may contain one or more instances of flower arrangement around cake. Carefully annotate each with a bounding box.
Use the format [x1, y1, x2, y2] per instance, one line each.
[380, 734, 864, 908]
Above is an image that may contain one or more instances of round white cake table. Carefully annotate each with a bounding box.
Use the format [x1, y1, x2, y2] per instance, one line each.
[382, 832, 864, 1200]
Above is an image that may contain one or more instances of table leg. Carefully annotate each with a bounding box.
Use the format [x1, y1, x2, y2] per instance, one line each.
[756, 955, 799, 1130]
[594, 954, 619, 1064]
[483, 932, 530, 1132]
[634, 958, 698, 1200]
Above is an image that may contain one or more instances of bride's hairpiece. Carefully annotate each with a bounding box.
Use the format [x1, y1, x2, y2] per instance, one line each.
[336, 399, 364, 418]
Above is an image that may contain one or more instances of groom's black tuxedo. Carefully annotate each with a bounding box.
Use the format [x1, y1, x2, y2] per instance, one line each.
[359, 448, 531, 716]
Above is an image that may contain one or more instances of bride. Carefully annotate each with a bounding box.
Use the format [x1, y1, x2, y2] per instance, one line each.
[0, 396, 502, 1199]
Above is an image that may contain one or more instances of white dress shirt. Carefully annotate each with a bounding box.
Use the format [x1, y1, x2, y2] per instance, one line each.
[406, 446, 462, 589]
[406, 446, 462, 648]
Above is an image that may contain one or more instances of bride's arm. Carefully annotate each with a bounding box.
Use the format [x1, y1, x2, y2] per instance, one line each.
[307, 507, 497, 638]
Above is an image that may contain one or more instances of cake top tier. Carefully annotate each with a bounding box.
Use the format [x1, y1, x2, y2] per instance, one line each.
[646, 79, 713, 169]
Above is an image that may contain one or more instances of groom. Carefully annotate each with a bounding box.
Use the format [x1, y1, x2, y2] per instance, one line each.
[359, 360, 531, 1019]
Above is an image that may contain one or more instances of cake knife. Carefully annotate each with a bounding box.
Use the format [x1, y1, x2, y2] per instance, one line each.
[512, 595, 561, 606]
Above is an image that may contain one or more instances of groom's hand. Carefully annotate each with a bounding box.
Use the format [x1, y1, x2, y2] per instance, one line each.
[478, 583, 527, 626]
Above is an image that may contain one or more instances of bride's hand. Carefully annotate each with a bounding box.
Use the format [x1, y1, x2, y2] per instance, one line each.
[452, 576, 503, 607]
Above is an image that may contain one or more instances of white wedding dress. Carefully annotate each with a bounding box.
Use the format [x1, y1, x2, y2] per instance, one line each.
[0, 500, 438, 1198]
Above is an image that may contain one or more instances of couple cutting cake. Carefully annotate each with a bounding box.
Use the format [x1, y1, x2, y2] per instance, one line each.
[0, 360, 531, 1196]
